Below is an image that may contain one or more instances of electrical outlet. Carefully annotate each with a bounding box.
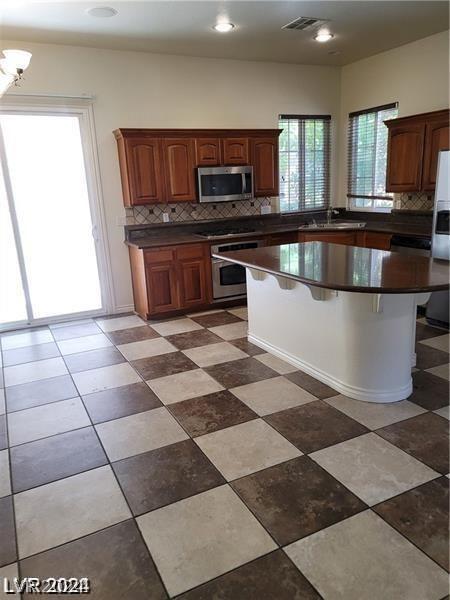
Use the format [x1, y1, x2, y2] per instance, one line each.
[162, 213, 170, 223]
[261, 205, 272, 215]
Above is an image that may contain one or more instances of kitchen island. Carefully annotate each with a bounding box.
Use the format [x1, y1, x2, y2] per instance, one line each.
[213, 242, 450, 403]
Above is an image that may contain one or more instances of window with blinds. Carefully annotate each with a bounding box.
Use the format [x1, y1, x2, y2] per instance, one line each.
[279, 115, 331, 212]
[347, 103, 398, 211]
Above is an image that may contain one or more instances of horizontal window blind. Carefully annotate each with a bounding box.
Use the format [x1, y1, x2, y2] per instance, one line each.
[279, 114, 331, 213]
[347, 103, 398, 211]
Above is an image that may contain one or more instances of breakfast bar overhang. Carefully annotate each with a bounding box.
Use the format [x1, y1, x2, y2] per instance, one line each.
[214, 242, 450, 403]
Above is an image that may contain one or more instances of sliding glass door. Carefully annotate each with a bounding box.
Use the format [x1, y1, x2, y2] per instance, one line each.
[0, 106, 108, 330]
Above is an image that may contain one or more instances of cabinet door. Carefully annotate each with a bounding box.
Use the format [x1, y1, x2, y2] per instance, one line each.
[362, 232, 392, 250]
[302, 232, 356, 245]
[145, 263, 179, 314]
[222, 138, 249, 165]
[177, 244, 210, 308]
[195, 138, 221, 166]
[266, 231, 299, 246]
[162, 138, 196, 202]
[385, 124, 425, 192]
[422, 120, 450, 191]
[125, 138, 164, 205]
[251, 137, 279, 196]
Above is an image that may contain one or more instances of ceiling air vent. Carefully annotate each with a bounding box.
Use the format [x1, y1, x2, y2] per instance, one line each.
[282, 17, 329, 31]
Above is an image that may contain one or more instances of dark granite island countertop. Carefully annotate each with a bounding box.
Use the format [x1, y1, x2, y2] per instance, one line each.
[214, 242, 450, 294]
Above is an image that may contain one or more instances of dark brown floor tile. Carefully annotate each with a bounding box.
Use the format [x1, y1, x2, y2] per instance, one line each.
[205, 357, 277, 388]
[373, 477, 449, 571]
[230, 337, 265, 357]
[377, 412, 449, 474]
[232, 456, 366, 545]
[178, 550, 320, 600]
[169, 390, 257, 437]
[10, 427, 107, 493]
[0, 415, 7, 450]
[409, 370, 449, 410]
[415, 344, 449, 370]
[106, 325, 160, 345]
[286, 370, 337, 400]
[0, 496, 17, 567]
[166, 329, 222, 350]
[5, 375, 78, 413]
[51, 321, 101, 341]
[2, 342, 60, 367]
[20, 520, 167, 599]
[83, 382, 161, 424]
[113, 439, 225, 515]
[191, 312, 242, 328]
[416, 322, 448, 342]
[64, 347, 126, 373]
[265, 400, 368, 453]
[131, 352, 197, 380]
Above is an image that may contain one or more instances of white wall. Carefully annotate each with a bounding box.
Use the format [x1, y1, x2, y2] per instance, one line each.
[337, 31, 450, 205]
[2, 40, 341, 311]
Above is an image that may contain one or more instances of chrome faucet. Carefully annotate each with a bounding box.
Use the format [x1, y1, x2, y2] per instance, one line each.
[326, 206, 333, 224]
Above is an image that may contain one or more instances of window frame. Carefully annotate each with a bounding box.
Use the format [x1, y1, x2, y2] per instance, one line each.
[278, 114, 331, 214]
[347, 102, 398, 213]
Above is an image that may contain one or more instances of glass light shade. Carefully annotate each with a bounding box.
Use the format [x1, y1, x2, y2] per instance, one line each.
[213, 22, 235, 32]
[314, 31, 334, 43]
[0, 72, 14, 96]
[3, 49, 32, 71]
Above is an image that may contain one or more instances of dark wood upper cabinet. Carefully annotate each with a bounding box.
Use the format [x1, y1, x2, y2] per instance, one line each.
[162, 138, 196, 202]
[251, 137, 279, 196]
[222, 137, 249, 165]
[422, 119, 450, 191]
[119, 138, 164, 205]
[195, 138, 221, 166]
[385, 109, 449, 193]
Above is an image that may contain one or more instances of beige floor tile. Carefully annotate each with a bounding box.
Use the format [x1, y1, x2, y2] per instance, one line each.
[230, 376, 315, 416]
[426, 363, 450, 381]
[285, 510, 448, 600]
[254, 353, 297, 375]
[419, 333, 450, 352]
[72, 363, 141, 395]
[195, 419, 301, 480]
[183, 342, 248, 367]
[7, 398, 90, 446]
[14, 465, 131, 559]
[0, 390, 4, 416]
[324, 394, 427, 430]
[310, 432, 438, 505]
[96, 315, 145, 332]
[209, 321, 248, 341]
[1, 330, 53, 351]
[186, 309, 224, 317]
[57, 333, 112, 356]
[4, 357, 68, 387]
[228, 307, 248, 320]
[434, 405, 450, 420]
[151, 318, 203, 336]
[95, 407, 188, 461]
[117, 338, 177, 361]
[148, 369, 224, 405]
[0, 450, 11, 498]
[137, 485, 276, 597]
[0, 563, 19, 598]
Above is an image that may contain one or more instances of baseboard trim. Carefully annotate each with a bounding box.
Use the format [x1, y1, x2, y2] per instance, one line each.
[248, 332, 412, 404]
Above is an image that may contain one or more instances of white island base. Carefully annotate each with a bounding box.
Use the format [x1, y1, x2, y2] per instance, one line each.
[246, 268, 430, 403]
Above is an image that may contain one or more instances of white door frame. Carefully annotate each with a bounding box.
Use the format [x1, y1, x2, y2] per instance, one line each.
[0, 98, 114, 331]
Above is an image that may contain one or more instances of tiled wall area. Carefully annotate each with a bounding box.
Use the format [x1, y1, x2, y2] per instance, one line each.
[126, 197, 274, 225]
[395, 193, 434, 211]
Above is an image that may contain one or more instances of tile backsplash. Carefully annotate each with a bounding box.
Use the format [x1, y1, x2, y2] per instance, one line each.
[126, 197, 275, 225]
[394, 192, 434, 211]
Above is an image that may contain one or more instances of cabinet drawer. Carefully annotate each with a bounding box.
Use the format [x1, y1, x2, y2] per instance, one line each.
[267, 232, 299, 246]
[363, 232, 392, 250]
[176, 244, 205, 260]
[302, 232, 356, 245]
[144, 248, 175, 264]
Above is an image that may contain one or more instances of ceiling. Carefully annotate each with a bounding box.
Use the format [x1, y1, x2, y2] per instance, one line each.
[0, 1, 448, 66]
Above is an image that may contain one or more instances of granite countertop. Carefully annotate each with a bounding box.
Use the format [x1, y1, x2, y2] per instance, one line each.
[213, 242, 449, 294]
[125, 219, 432, 249]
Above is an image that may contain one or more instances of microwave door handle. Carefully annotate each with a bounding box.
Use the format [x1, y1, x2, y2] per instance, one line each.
[242, 172, 246, 194]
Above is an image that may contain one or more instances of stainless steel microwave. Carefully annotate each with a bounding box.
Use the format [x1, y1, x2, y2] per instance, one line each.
[197, 166, 253, 203]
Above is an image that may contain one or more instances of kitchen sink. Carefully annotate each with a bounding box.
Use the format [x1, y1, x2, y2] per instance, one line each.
[299, 221, 366, 230]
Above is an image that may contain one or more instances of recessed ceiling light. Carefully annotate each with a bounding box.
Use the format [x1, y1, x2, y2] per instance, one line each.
[314, 30, 334, 43]
[213, 22, 235, 33]
[87, 6, 118, 18]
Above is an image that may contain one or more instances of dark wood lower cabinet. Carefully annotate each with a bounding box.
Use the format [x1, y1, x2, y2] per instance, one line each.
[300, 231, 357, 245]
[146, 263, 179, 314]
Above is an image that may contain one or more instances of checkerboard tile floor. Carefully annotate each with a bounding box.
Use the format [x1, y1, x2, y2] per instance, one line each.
[0, 310, 448, 599]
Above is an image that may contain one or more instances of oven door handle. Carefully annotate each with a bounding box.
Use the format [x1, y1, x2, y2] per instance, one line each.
[212, 258, 232, 266]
